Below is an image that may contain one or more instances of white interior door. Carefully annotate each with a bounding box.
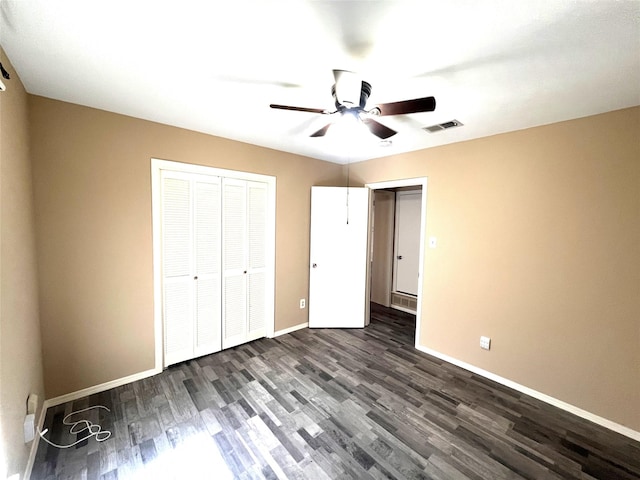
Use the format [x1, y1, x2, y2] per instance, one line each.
[309, 186, 370, 328]
[222, 178, 248, 348]
[161, 174, 194, 366]
[161, 172, 223, 366]
[222, 179, 269, 348]
[393, 191, 422, 296]
[246, 181, 268, 342]
[193, 178, 222, 357]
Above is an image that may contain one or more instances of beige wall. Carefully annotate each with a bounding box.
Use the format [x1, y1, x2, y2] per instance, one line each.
[0, 49, 45, 477]
[25, 89, 640, 433]
[350, 107, 640, 431]
[28, 96, 342, 398]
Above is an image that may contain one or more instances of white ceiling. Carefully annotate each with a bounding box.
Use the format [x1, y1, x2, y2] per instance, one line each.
[1, 1, 639, 164]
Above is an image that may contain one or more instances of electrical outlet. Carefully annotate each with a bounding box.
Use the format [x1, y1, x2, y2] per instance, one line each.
[480, 336, 491, 350]
[299, 298, 306, 309]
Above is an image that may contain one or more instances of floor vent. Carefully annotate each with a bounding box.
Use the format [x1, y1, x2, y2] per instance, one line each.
[424, 119, 463, 133]
[391, 292, 417, 313]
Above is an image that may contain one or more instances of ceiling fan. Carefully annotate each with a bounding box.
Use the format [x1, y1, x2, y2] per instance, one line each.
[270, 70, 436, 139]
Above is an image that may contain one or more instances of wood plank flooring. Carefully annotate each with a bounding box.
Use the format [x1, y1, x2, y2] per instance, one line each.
[31, 304, 640, 479]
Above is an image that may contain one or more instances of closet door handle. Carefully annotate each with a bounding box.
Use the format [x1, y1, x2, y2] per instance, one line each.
[194, 276, 198, 280]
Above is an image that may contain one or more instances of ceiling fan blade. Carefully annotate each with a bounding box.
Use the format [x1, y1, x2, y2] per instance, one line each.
[270, 104, 327, 114]
[376, 96, 436, 116]
[362, 118, 397, 139]
[310, 123, 333, 137]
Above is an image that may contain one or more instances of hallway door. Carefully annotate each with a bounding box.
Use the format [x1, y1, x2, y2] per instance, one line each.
[393, 191, 421, 296]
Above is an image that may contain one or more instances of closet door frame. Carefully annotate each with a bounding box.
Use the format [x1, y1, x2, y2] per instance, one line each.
[151, 158, 276, 370]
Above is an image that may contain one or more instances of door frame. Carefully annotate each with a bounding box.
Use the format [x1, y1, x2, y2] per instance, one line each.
[365, 177, 427, 350]
[151, 158, 276, 370]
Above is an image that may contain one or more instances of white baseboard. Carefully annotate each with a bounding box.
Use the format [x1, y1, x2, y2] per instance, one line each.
[273, 322, 308, 337]
[24, 367, 161, 479]
[43, 367, 161, 409]
[415, 344, 640, 442]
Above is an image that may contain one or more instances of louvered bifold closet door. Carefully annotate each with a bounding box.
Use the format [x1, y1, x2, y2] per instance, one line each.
[162, 171, 222, 367]
[222, 179, 268, 349]
[161, 173, 194, 366]
[193, 176, 222, 357]
[222, 178, 248, 349]
[246, 181, 268, 342]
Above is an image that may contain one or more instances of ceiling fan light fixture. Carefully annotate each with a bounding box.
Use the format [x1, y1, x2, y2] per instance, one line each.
[333, 109, 363, 134]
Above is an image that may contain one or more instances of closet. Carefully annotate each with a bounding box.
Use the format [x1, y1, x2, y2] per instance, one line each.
[153, 160, 275, 368]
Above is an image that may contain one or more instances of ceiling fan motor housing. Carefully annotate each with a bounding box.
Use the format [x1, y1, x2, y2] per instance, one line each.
[332, 80, 372, 111]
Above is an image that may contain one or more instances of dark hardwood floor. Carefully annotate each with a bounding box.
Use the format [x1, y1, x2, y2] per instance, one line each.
[32, 304, 640, 479]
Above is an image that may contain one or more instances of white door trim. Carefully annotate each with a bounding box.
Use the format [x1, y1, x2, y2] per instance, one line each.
[151, 158, 276, 370]
[365, 177, 427, 350]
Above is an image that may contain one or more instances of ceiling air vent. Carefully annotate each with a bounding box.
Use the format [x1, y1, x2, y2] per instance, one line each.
[424, 119, 463, 133]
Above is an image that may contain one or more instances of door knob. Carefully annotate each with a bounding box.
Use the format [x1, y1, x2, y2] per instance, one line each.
[312, 263, 318, 268]
[194, 276, 198, 280]
[397, 256, 403, 260]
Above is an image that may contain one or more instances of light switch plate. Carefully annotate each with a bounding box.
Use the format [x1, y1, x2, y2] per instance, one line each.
[480, 336, 491, 350]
